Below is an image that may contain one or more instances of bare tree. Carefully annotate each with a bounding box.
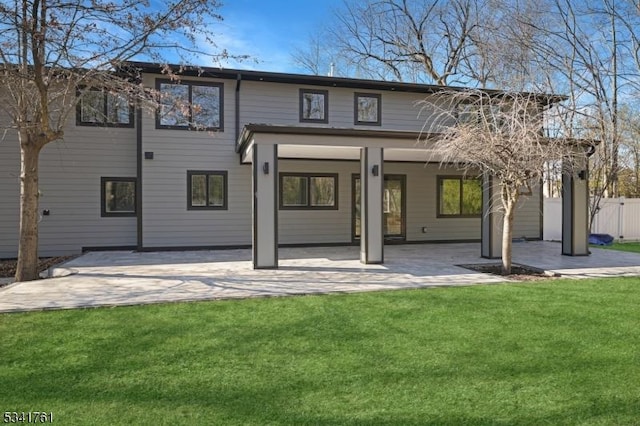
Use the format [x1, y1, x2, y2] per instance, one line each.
[521, 0, 640, 229]
[617, 105, 640, 197]
[0, 0, 245, 281]
[295, 0, 486, 84]
[463, 0, 554, 90]
[291, 33, 351, 77]
[422, 90, 589, 274]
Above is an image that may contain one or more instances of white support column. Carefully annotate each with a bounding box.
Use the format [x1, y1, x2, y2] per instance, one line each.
[481, 174, 503, 259]
[360, 147, 384, 264]
[252, 143, 278, 268]
[562, 157, 589, 256]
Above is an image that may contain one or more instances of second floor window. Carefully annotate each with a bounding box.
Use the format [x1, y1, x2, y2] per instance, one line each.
[355, 93, 381, 125]
[299, 89, 328, 123]
[77, 89, 133, 127]
[157, 80, 223, 130]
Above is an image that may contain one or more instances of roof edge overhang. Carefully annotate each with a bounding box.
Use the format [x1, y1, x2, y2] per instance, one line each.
[236, 124, 437, 156]
[121, 61, 566, 104]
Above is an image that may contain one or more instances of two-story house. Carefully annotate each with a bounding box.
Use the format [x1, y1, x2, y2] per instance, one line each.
[0, 62, 590, 268]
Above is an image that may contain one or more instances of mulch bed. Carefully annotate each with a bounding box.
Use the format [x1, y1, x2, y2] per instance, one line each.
[0, 256, 73, 280]
[459, 263, 560, 281]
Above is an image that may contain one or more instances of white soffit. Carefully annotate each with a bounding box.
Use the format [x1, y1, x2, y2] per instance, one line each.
[278, 145, 361, 160]
[244, 145, 438, 163]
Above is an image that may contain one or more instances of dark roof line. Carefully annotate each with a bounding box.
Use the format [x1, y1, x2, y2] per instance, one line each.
[123, 61, 566, 103]
[235, 124, 436, 155]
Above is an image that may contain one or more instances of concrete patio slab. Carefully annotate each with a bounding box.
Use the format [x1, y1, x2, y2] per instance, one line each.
[1, 241, 640, 313]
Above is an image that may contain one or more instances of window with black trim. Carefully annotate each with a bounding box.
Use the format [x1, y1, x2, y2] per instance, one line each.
[437, 176, 482, 217]
[187, 171, 228, 210]
[456, 102, 503, 129]
[101, 177, 136, 217]
[299, 89, 328, 123]
[280, 173, 337, 209]
[77, 89, 133, 127]
[157, 80, 223, 130]
[354, 93, 381, 125]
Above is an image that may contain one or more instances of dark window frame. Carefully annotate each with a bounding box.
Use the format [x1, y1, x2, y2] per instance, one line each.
[156, 79, 224, 131]
[279, 172, 338, 210]
[354, 92, 382, 126]
[299, 89, 329, 123]
[187, 170, 228, 210]
[76, 88, 134, 128]
[436, 175, 482, 218]
[101, 177, 137, 217]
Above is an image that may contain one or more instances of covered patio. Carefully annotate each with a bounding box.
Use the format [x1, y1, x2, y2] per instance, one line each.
[1, 241, 639, 313]
[238, 125, 591, 270]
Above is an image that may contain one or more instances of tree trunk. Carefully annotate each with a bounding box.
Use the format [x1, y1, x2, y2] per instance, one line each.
[15, 139, 42, 282]
[501, 201, 515, 275]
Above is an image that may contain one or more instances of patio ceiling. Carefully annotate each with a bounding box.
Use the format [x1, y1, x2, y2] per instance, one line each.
[237, 124, 440, 164]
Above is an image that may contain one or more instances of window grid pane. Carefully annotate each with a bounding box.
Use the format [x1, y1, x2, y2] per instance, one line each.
[282, 176, 308, 206]
[302, 93, 325, 120]
[357, 96, 378, 123]
[310, 177, 335, 206]
[440, 179, 461, 215]
[208, 174, 224, 206]
[190, 175, 207, 207]
[81, 91, 103, 123]
[462, 179, 482, 215]
[106, 93, 130, 124]
[159, 83, 189, 127]
[192, 85, 221, 129]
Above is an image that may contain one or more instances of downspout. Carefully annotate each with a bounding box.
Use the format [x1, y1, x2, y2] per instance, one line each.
[136, 103, 143, 250]
[235, 73, 242, 156]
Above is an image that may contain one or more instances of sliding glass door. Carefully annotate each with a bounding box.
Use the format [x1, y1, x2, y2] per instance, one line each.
[352, 174, 406, 241]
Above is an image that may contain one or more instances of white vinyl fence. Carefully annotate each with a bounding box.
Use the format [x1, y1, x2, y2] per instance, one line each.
[543, 197, 640, 241]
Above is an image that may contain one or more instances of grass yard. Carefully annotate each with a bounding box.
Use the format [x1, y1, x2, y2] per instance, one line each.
[594, 241, 640, 254]
[2, 278, 640, 425]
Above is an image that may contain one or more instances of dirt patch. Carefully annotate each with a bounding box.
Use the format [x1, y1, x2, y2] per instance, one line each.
[0, 256, 74, 280]
[459, 263, 560, 281]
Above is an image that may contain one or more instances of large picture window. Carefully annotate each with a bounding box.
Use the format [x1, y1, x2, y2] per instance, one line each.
[101, 177, 136, 217]
[157, 80, 223, 130]
[354, 93, 381, 125]
[437, 176, 482, 217]
[280, 173, 337, 209]
[77, 89, 133, 127]
[187, 171, 227, 210]
[299, 89, 328, 123]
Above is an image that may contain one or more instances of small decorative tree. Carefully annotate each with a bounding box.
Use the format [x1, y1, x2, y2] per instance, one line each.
[423, 89, 589, 274]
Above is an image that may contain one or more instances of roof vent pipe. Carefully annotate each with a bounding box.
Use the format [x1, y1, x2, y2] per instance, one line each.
[328, 62, 335, 77]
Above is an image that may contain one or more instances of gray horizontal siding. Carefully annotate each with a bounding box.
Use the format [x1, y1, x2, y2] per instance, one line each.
[278, 161, 357, 245]
[0, 117, 137, 258]
[0, 137, 20, 257]
[278, 161, 541, 245]
[140, 74, 252, 248]
[240, 81, 438, 132]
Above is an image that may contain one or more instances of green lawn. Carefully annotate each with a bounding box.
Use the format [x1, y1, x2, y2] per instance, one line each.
[2, 279, 640, 425]
[593, 241, 640, 253]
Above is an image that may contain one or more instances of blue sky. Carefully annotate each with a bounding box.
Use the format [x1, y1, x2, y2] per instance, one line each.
[214, 0, 343, 74]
